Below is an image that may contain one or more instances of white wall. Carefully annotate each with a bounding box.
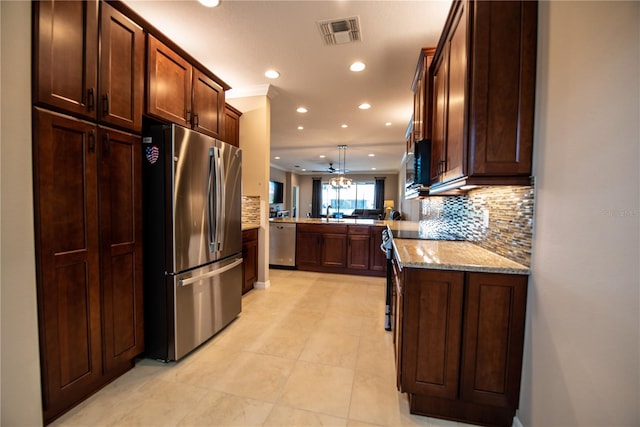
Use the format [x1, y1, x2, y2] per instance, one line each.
[230, 95, 271, 286]
[520, 2, 640, 426]
[0, 1, 43, 425]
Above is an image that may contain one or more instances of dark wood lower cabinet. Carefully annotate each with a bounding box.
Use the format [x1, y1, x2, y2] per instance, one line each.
[295, 223, 385, 277]
[34, 109, 144, 424]
[242, 228, 258, 294]
[396, 266, 528, 427]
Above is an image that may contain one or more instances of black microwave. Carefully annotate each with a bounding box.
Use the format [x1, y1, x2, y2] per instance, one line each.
[405, 139, 431, 197]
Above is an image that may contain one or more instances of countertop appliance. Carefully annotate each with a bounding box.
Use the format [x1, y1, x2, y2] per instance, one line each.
[269, 222, 297, 267]
[142, 124, 243, 361]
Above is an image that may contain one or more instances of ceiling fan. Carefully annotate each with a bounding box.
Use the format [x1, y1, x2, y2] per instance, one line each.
[311, 162, 339, 173]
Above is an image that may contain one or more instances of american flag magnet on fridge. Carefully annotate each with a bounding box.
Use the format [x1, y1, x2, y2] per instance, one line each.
[145, 145, 159, 164]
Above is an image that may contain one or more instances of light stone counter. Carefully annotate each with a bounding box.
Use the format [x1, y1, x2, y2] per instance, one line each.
[392, 239, 529, 275]
[242, 223, 260, 231]
[269, 217, 390, 226]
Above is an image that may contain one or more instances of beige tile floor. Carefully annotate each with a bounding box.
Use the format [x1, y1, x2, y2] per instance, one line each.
[51, 269, 478, 427]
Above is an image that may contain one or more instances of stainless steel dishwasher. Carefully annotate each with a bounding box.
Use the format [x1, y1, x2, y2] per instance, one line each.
[269, 222, 297, 267]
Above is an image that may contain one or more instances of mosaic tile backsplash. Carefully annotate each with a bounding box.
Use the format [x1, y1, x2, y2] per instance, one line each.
[419, 185, 534, 266]
[242, 195, 261, 225]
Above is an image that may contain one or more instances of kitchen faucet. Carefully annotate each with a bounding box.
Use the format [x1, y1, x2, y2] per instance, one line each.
[326, 205, 332, 221]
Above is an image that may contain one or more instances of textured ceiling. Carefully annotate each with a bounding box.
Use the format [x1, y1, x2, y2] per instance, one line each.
[123, 0, 452, 174]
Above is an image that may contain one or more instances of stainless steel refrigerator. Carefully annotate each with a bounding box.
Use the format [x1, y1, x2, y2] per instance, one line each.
[142, 124, 242, 361]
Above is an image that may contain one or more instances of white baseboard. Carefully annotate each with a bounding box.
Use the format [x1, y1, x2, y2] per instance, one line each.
[254, 280, 271, 289]
[512, 415, 524, 427]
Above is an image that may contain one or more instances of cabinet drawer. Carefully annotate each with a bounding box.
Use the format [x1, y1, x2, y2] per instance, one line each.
[297, 223, 347, 234]
[242, 228, 258, 243]
[348, 225, 370, 235]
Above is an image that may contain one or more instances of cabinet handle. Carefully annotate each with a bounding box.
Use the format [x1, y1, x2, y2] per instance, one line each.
[88, 130, 95, 152]
[87, 88, 95, 111]
[103, 132, 110, 155]
[102, 93, 109, 116]
[439, 160, 446, 176]
[186, 110, 192, 125]
[193, 113, 199, 127]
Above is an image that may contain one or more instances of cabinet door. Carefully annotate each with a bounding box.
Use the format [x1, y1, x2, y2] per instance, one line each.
[430, 49, 448, 184]
[34, 0, 98, 120]
[242, 229, 258, 294]
[461, 273, 528, 409]
[402, 269, 464, 399]
[369, 226, 387, 272]
[296, 231, 321, 267]
[147, 35, 192, 127]
[34, 109, 102, 422]
[99, 3, 144, 132]
[442, 1, 467, 183]
[224, 104, 242, 147]
[98, 127, 144, 374]
[193, 69, 225, 139]
[347, 234, 370, 270]
[467, 1, 537, 177]
[322, 233, 347, 268]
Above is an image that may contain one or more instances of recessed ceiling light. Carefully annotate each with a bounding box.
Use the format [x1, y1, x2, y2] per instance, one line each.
[358, 103, 371, 110]
[264, 69, 280, 79]
[385, 122, 392, 126]
[350, 61, 366, 72]
[301, 168, 307, 172]
[297, 126, 304, 130]
[274, 156, 281, 160]
[296, 107, 308, 113]
[371, 167, 377, 170]
[368, 153, 375, 157]
[319, 155, 326, 158]
[198, 0, 220, 7]
[341, 124, 348, 128]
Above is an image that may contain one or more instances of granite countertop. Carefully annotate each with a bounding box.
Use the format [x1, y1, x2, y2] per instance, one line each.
[392, 239, 529, 275]
[242, 223, 260, 231]
[269, 217, 391, 226]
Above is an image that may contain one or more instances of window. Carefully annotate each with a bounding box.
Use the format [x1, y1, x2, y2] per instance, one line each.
[321, 181, 375, 216]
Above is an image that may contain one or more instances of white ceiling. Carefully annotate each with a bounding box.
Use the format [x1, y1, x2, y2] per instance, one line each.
[123, 0, 452, 175]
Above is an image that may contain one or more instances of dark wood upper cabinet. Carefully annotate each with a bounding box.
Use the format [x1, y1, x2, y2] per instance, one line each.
[34, 1, 144, 132]
[147, 35, 227, 139]
[99, 3, 144, 132]
[411, 48, 436, 143]
[34, 0, 99, 120]
[146, 34, 192, 128]
[428, 0, 537, 192]
[224, 103, 242, 147]
[193, 69, 225, 138]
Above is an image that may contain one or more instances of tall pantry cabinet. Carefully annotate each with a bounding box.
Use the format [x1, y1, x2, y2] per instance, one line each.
[32, 0, 145, 423]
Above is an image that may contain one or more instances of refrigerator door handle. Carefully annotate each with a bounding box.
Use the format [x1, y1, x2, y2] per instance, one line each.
[207, 147, 216, 252]
[177, 257, 244, 287]
[217, 145, 226, 252]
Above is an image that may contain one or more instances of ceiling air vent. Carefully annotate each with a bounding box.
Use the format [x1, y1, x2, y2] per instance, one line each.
[318, 16, 361, 46]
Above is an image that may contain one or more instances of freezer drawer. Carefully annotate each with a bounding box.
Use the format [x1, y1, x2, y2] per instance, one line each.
[173, 256, 243, 360]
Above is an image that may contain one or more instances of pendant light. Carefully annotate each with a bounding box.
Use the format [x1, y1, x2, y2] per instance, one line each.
[329, 145, 352, 189]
